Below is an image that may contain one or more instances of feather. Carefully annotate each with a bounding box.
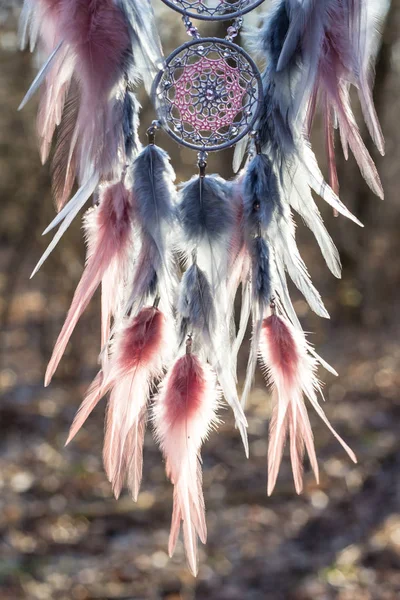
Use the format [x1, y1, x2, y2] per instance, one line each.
[259, 314, 357, 495]
[154, 353, 220, 576]
[116, 0, 164, 94]
[243, 153, 282, 232]
[299, 141, 363, 226]
[178, 174, 235, 297]
[65, 370, 104, 445]
[102, 307, 171, 499]
[51, 84, 80, 211]
[176, 261, 248, 454]
[126, 236, 160, 313]
[31, 172, 100, 277]
[122, 90, 142, 162]
[241, 152, 330, 319]
[19, 0, 157, 220]
[284, 146, 342, 278]
[44, 182, 132, 385]
[18, 40, 64, 111]
[179, 175, 234, 245]
[269, 210, 330, 319]
[131, 144, 177, 260]
[178, 263, 216, 346]
[253, 1, 369, 224]
[126, 144, 178, 313]
[177, 174, 247, 450]
[241, 236, 272, 410]
[274, 0, 385, 192]
[67, 307, 172, 499]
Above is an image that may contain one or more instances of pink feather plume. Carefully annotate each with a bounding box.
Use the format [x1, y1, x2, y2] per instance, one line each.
[67, 307, 171, 500]
[45, 181, 132, 386]
[23, 0, 131, 208]
[154, 353, 220, 576]
[259, 314, 357, 496]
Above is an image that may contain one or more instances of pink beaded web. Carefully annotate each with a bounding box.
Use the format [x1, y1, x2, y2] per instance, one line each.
[155, 39, 262, 151]
[173, 56, 247, 133]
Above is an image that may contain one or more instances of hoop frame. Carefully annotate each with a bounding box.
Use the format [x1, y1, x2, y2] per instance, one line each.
[160, 0, 265, 21]
[153, 37, 263, 152]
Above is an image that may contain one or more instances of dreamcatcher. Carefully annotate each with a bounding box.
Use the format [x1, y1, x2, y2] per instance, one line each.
[18, 0, 386, 575]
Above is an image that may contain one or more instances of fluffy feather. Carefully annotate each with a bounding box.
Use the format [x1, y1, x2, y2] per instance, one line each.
[179, 175, 234, 245]
[19, 0, 159, 231]
[154, 353, 220, 576]
[259, 314, 357, 495]
[127, 144, 178, 312]
[176, 260, 248, 455]
[44, 182, 132, 385]
[178, 263, 216, 346]
[177, 174, 247, 451]
[67, 307, 172, 499]
[131, 144, 177, 259]
[276, 0, 385, 194]
[243, 153, 282, 231]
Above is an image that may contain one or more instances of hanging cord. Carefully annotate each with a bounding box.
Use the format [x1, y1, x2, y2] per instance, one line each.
[198, 150, 208, 178]
[146, 120, 161, 145]
[225, 16, 244, 41]
[182, 14, 200, 39]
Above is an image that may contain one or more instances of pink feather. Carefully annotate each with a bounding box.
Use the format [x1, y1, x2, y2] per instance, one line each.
[45, 182, 132, 386]
[24, 0, 131, 207]
[65, 370, 105, 445]
[259, 314, 357, 496]
[306, 32, 383, 199]
[154, 353, 220, 576]
[67, 307, 171, 500]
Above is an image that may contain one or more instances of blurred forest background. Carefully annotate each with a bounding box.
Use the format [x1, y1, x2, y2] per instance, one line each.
[1, 1, 400, 599]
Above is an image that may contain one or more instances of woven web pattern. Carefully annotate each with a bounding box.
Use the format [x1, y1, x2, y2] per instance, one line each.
[161, 0, 263, 19]
[155, 40, 261, 151]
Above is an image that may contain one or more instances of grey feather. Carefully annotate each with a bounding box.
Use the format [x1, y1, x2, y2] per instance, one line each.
[131, 144, 177, 259]
[251, 236, 272, 310]
[243, 153, 282, 234]
[179, 175, 234, 245]
[178, 263, 216, 346]
[122, 91, 142, 161]
[240, 236, 271, 410]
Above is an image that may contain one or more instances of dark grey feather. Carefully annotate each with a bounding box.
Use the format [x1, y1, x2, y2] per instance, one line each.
[254, 1, 300, 162]
[178, 263, 216, 346]
[243, 153, 282, 234]
[178, 175, 234, 244]
[122, 90, 141, 161]
[260, 0, 292, 70]
[257, 78, 295, 164]
[251, 236, 272, 309]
